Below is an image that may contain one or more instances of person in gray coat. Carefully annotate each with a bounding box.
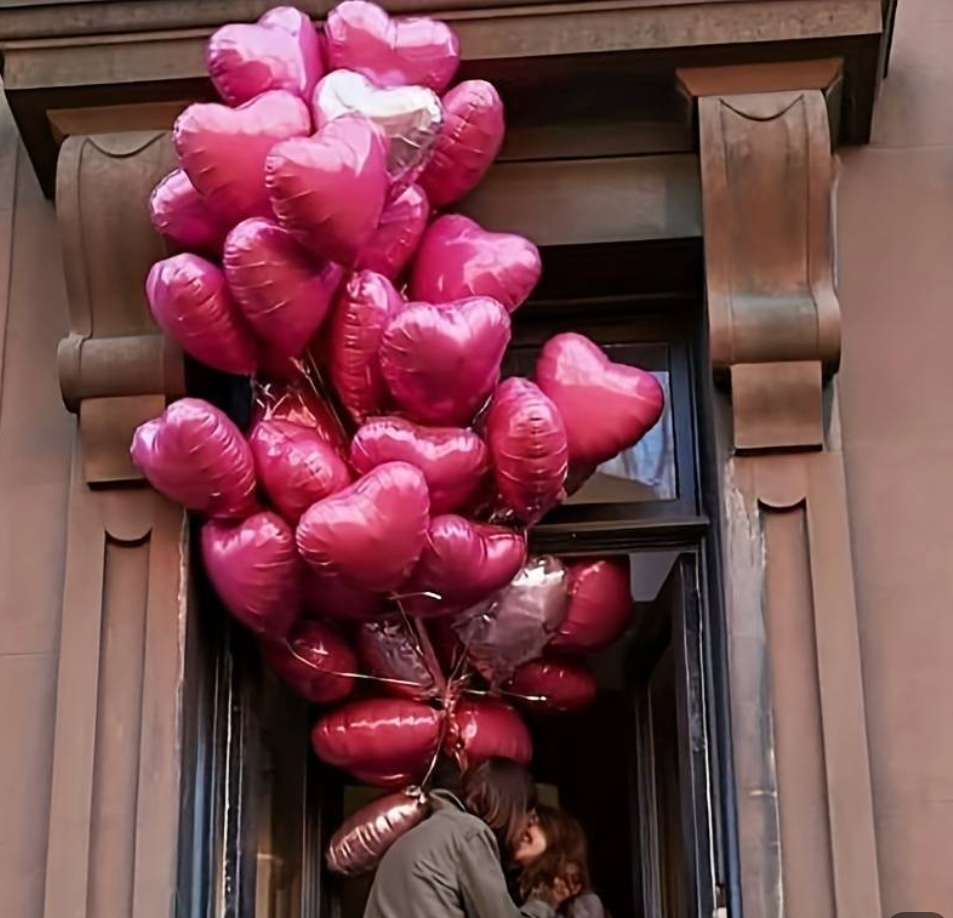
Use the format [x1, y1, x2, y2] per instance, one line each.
[363, 758, 564, 918]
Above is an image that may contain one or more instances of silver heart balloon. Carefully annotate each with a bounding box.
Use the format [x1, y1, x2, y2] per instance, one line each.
[313, 69, 442, 189]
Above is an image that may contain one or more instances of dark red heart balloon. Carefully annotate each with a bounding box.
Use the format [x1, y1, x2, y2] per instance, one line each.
[507, 656, 598, 713]
[262, 618, 356, 704]
[303, 568, 386, 622]
[551, 558, 632, 652]
[357, 619, 442, 700]
[446, 698, 532, 769]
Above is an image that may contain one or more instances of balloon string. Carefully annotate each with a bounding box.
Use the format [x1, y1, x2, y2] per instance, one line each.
[284, 644, 430, 690]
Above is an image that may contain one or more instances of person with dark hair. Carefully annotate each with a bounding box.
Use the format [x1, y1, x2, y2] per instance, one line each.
[363, 758, 565, 918]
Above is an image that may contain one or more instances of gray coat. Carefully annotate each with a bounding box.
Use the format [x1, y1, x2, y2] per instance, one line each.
[363, 790, 554, 918]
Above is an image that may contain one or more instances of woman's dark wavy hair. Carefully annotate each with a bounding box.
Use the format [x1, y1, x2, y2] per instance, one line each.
[461, 758, 537, 859]
[519, 804, 591, 899]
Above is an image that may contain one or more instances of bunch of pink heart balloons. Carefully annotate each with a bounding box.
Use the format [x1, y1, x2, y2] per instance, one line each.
[131, 0, 665, 876]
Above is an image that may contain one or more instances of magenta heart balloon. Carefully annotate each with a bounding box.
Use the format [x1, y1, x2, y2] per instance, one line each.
[350, 416, 488, 515]
[324, 0, 460, 93]
[223, 218, 344, 358]
[411, 215, 541, 314]
[297, 462, 430, 592]
[303, 568, 386, 621]
[312, 697, 443, 786]
[131, 398, 257, 519]
[403, 515, 526, 618]
[356, 184, 429, 280]
[486, 378, 568, 524]
[207, 6, 324, 106]
[251, 375, 349, 457]
[380, 296, 511, 426]
[445, 699, 532, 769]
[149, 169, 230, 256]
[174, 90, 311, 224]
[146, 253, 258, 376]
[250, 420, 352, 524]
[419, 81, 505, 207]
[261, 618, 356, 704]
[536, 332, 665, 469]
[454, 555, 569, 686]
[201, 511, 302, 638]
[328, 270, 405, 423]
[507, 656, 598, 713]
[551, 558, 632, 652]
[266, 113, 389, 265]
[357, 619, 442, 700]
[313, 70, 442, 188]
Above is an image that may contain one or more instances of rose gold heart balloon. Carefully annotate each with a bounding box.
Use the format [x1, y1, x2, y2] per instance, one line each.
[313, 70, 442, 188]
[296, 462, 430, 592]
[350, 416, 488, 515]
[419, 81, 505, 207]
[551, 558, 632, 652]
[380, 296, 511, 427]
[201, 511, 302, 638]
[303, 568, 386, 622]
[507, 656, 598, 713]
[149, 169, 230, 255]
[147, 253, 258, 376]
[131, 398, 257, 519]
[411, 215, 541, 314]
[325, 0, 460, 93]
[174, 90, 311, 224]
[356, 184, 429, 280]
[446, 698, 532, 769]
[261, 618, 356, 704]
[207, 6, 324, 106]
[535, 332, 665, 469]
[266, 113, 389, 266]
[357, 619, 442, 699]
[328, 271, 405, 424]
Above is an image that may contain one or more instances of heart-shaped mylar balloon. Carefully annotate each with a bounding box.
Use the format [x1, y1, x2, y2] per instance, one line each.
[251, 374, 350, 457]
[535, 332, 665, 469]
[266, 113, 389, 265]
[131, 398, 257, 519]
[250, 419, 352, 524]
[380, 296, 511, 426]
[419, 80, 505, 207]
[486, 378, 568, 524]
[146, 253, 258, 376]
[303, 568, 386, 621]
[207, 6, 324, 106]
[357, 619, 442, 700]
[261, 618, 356, 704]
[356, 184, 429, 280]
[224, 218, 344, 358]
[174, 90, 311, 224]
[403, 515, 526, 618]
[312, 697, 443, 787]
[201, 511, 302, 638]
[507, 656, 599, 713]
[149, 168, 231, 256]
[313, 70, 442, 188]
[324, 0, 460, 93]
[350, 416, 488, 515]
[454, 555, 569, 686]
[297, 461, 430, 592]
[411, 215, 541, 314]
[445, 698, 532, 769]
[328, 270, 405, 423]
[551, 558, 632, 652]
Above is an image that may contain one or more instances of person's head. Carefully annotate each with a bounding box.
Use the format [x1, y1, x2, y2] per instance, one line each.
[518, 805, 591, 900]
[460, 758, 538, 862]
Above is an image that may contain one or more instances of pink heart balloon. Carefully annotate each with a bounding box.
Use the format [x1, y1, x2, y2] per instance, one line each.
[131, 398, 257, 519]
[201, 511, 302, 638]
[380, 296, 511, 426]
[251, 375, 349, 457]
[146, 253, 258, 376]
[207, 6, 324, 106]
[356, 184, 429, 280]
[446, 698, 532, 769]
[250, 419, 352, 524]
[149, 169, 230, 255]
[410, 215, 541, 314]
[419, 81, 505, 208]
[312, 697, 443, 786]
[507, 656, 598, 713]
[357, 619, 442, 700]
[486, 378, 568, 524]
[403, 515, 526, 618]
[261, 618, 356, 704]
[174, 90, 311, 224]
[266, 113, 389, 265]
[328, 270, 405, 423]
[223, 218, 344, 358]
[303, 568, 386, 622]
[535, 333, 665, 469]
[297, 462, 430, 592]
[551, 558, 632, 652]
[350, 416, 488, 515]
[324, 0, 460, 93]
